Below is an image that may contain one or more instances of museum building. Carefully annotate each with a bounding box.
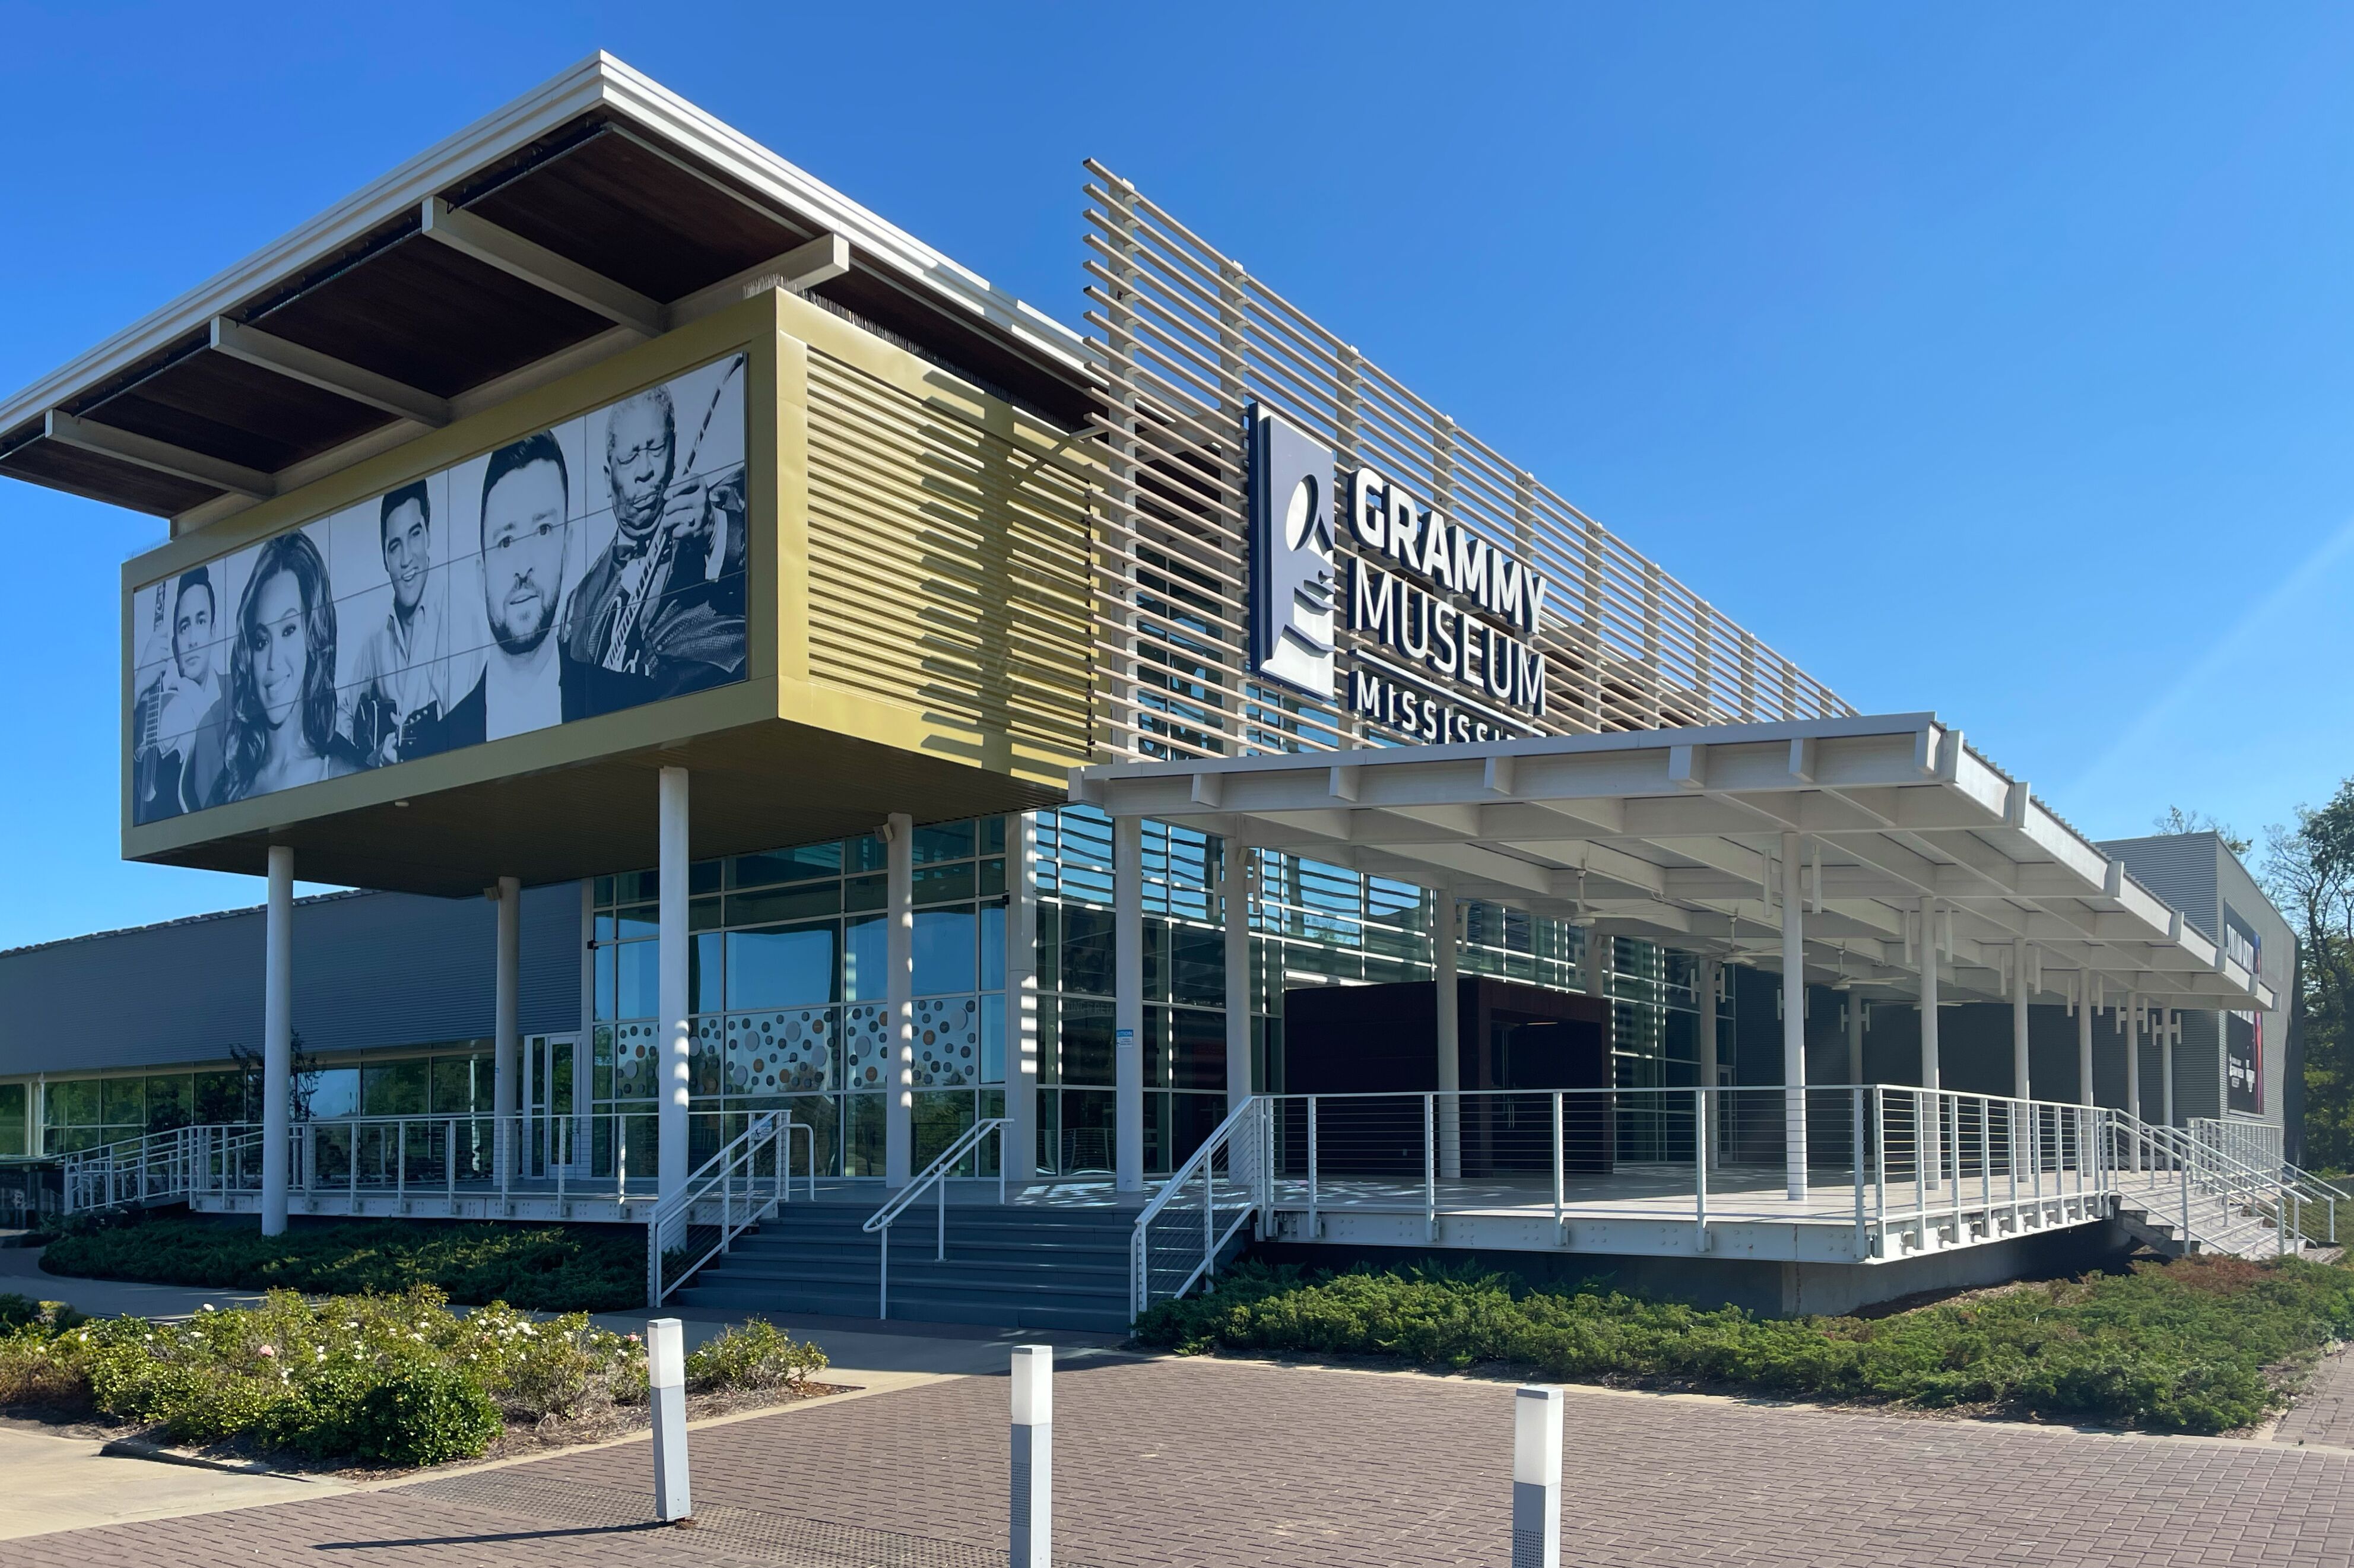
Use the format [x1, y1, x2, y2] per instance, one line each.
[0, 56, 2307, 1325]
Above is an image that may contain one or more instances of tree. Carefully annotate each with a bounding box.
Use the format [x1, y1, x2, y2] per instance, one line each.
[2153, 805, 2253, 856]
[223, 1034, 323, 1123]
[2264, 780, 2354, 1172]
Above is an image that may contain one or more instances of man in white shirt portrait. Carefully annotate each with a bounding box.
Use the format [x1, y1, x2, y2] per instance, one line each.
[443, 430, 575, 746]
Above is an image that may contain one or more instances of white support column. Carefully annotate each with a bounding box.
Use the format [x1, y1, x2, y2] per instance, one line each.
[1222, 837, 1253, 1116]
[2161, 1010, 2175, 1127]
[1433, 889, 1461, 1180]
[2125, 995, 2141, 1124]
[885, 811, 914, 1186]
[1698, 958, 1721, 1172]
[1917, 896, 1940, 1091]
[656, 769, 690, 1204]
[2077, 977, 2095, 1107]
[1113, 816, 1145, 1193]
[1846, 992, 1865, 1085]
[494, 875, 521, 1183]
[1780, 832, 1806, 1202]
[1006, 814, 1040, 1185]
[2012, 937, 2031, 1103]
[261, 845, 293, 1236]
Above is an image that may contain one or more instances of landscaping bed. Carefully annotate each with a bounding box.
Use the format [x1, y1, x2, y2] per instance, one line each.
[0, 1288, 832, 1471]
[1134, 1254, 2354, 1435]
[40, 1211, 644, 1311]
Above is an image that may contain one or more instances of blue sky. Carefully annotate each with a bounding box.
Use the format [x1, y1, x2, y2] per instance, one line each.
[5, 4, 2352, 948]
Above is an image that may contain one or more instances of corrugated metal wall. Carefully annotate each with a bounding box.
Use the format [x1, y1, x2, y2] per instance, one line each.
[0, 883, 580, 1075]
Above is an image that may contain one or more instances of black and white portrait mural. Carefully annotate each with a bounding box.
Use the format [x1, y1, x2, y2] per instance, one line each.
[128, 352, 748, 826]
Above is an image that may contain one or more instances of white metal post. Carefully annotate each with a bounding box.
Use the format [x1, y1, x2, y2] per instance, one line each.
[2161, 1009, 2175, 1128]
[657, 768, 691, 1204]
[1780, 833, 1806, 1202]
[1918, 896, 1941, 1091]
[648, 1317, 691, 1522]
[2077, 978, 2095, 1107]
[1846, 992, 1864, 1085]
[1433, 889, 1462, 1180]
[1425, 1093, 1437, 1242]
[1010, 1344, 1052, 1568]
[886, 811, 915, 1186]
[1697, 959, 1720, 1171]
[1693, 1087, 1709, 1245]
[1113, 815, 1145, 1193]
[1008, 813, 1041, 1184]
[2012, 937, 2031, 1103]
[1223, 836, 1253, 1118]
[494, 875, 520, 1186]
[1512, 1385, 1563, 1568]
[261, 845, 293, 1236]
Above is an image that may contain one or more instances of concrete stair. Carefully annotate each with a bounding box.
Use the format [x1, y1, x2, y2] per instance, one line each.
[2114, 1187, 2328, 1262]
[671, 1199, 1137, 1332]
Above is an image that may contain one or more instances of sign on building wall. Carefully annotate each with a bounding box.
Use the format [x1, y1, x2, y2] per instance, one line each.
[1245, 402, 1550, 746]
[2225, 905, 2263, 1114]
[128, 353, 748, 825]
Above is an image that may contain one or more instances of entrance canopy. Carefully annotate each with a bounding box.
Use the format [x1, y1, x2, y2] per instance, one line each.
[1072, 712, 2271, 1013]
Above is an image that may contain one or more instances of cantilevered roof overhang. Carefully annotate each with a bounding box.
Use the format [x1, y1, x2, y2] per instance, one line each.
[0, 52, 1090, 527]
[1071, 713, 2273, 1014]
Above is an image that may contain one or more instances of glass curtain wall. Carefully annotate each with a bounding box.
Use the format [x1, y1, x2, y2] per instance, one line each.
[1032, 805, 1708, 1179]
[590, 818, 1008, 1180]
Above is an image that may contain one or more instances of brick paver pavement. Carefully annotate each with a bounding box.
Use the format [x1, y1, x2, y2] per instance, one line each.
[13, 1356, 2354, 1566]
[2275, 1346, 2354, 1451]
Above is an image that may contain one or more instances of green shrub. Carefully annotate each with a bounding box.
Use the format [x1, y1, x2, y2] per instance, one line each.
[1137, 1255, 2354, 1435]
[686, 1319, 829, 1394]
[41, 1213, 643, 1310]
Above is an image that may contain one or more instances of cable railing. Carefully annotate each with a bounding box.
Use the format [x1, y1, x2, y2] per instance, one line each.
[864, 1118, 1010, 1321]
[648, 1110, 811, 1306]
[1131, 1096, 1268, 1319]
[2108, 1111, 2309, 1257]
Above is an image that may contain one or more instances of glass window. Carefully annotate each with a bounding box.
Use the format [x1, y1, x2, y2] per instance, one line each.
[692, 932, 725, 1014]
[980, 857, 1007, 898]
[915, 821, 975, 864]
[726, 922, 839, 1010]
[618, 940, 659, 1019]
[431, 1055, 486, 1114]
[1058, 998, 1116, 1085]
[981, 815, 1008, 855]
[593, 875, 616, 906]
[913, 907, 976, 996]
[728, 842, 843, 888]
[144, 1074, 192, 1131]
[195, 1071, 244, 1123]
[981, 902, 1005, 993]
[101, 1078, 142, 1126]
[0, 1083, 26, 1157]
[690, 859, 721, 896]
[307, 1067, 360, 1120]
[361, 1060, 428, 1116]
[847, 833, 889, 874]
[690, 895, 722, 933]
[914, 863, 975, 906]
[47, 1080, 97, 1126]
[618, 902, 659, 938]
[844, 874, 886, 914]
[726, 883, 840, 925]
[594, 942, 617, 1021]
[1169, 924, 1223, 1007]
[842, 913, 889, 1002]
[1061, 905, 1114, 996]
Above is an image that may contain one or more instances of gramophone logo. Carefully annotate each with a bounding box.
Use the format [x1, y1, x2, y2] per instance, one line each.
[1246, 405, 1338, 699]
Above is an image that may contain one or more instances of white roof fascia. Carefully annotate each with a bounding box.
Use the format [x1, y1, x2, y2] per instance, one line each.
[0, 52, 1084, 448]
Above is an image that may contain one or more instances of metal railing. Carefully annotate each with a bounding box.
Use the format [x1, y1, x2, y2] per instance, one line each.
[2108, 1111, 2309, 1257]
[1212, 1085, 2114, 1268]
[648, 1111, 808, 1306]
[864, 1118, 1008, 1321]
[1131, 1096, 1269, 1319]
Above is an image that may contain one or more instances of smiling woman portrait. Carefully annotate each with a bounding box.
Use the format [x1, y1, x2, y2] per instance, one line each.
[212, 529, 357, 805]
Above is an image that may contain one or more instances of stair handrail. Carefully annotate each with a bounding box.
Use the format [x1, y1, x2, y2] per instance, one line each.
[2107, 1110, 2305, 1254]
[646, 1111, 790, 1307]
[862, 1118, 1008, 1321]
[61, 1122, 241, 1214]
[1130, 1096, 1268, 1322]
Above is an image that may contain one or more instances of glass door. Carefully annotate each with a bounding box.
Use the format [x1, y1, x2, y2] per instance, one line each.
[525, 1033, 583, 1178]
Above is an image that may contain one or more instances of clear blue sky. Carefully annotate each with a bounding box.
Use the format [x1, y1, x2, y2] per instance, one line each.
[5, 4, 2352, 950]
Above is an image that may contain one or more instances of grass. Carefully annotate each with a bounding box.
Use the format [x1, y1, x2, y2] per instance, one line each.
[0, 1287, 826, 1468]
[40, 1211, 645, 1312]
[1135, 1254, 2354, 1435]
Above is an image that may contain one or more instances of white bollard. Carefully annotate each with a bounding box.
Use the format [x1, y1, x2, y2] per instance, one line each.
[1010, 1344, 1052, 1568]
[649, 1317, 691, 1522]
[1512, 1384, 1563, 1568]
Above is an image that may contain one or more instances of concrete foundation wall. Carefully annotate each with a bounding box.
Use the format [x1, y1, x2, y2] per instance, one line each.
[1251, 1217, 2137, 1319]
